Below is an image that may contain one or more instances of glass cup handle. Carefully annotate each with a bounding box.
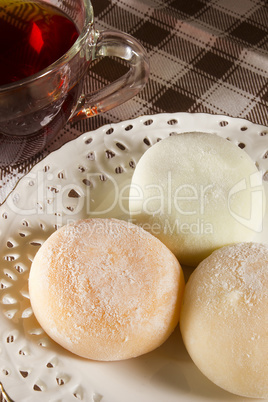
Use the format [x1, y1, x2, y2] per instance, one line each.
[69, 30, 150, 122]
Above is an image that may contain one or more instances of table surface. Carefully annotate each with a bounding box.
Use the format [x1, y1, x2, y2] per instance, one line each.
[1, 0, 268, 400]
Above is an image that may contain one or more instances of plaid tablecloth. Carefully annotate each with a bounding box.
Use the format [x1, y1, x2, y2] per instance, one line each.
[0, 1, 268, 400]
[0, 0, 268, 204]
[93, 0, 268, 123]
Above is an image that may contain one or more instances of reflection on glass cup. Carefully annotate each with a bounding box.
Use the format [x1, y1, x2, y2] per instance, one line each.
[0, 0, 150, 168]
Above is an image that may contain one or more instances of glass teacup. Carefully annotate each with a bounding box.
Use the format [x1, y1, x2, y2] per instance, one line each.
[0, 0, 149, 168]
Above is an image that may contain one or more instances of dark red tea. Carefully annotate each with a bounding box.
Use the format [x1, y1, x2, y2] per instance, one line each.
[0, 0, 79, 86]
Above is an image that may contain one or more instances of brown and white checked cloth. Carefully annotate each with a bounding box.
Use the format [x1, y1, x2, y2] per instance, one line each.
[1, 0, 268, 204]
[0, 1, 268, 399]
[92, 0, 268, 123]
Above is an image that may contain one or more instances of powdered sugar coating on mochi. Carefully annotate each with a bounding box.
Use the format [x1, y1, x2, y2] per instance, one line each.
[180, 242, 268, 398]
[29, 218, 184, 361]
[128, 132, 266, 267]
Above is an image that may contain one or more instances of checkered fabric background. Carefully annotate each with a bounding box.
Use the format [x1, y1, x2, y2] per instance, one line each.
[1, 0, 268, 202]
[89, 0, 268, 127]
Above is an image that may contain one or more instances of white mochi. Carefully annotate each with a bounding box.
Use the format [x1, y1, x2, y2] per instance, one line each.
[129, 132, 265, 266]
[180, 242, 268, 398]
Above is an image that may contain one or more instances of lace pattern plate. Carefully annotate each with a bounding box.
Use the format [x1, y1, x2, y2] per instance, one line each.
[0, 113, 268, 402]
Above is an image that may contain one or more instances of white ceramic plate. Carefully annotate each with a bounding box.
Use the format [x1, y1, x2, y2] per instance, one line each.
[0, 113, 268, 402]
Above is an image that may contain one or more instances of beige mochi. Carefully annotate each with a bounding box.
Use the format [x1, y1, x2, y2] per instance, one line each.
[180, 242, 268, 398]
[29, 218, 185, 361]
[128, 132, 265, 266]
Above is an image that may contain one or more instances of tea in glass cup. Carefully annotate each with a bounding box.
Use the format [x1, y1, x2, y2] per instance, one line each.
[0, 0, 149, 167]
[0, 1, 79, 85]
